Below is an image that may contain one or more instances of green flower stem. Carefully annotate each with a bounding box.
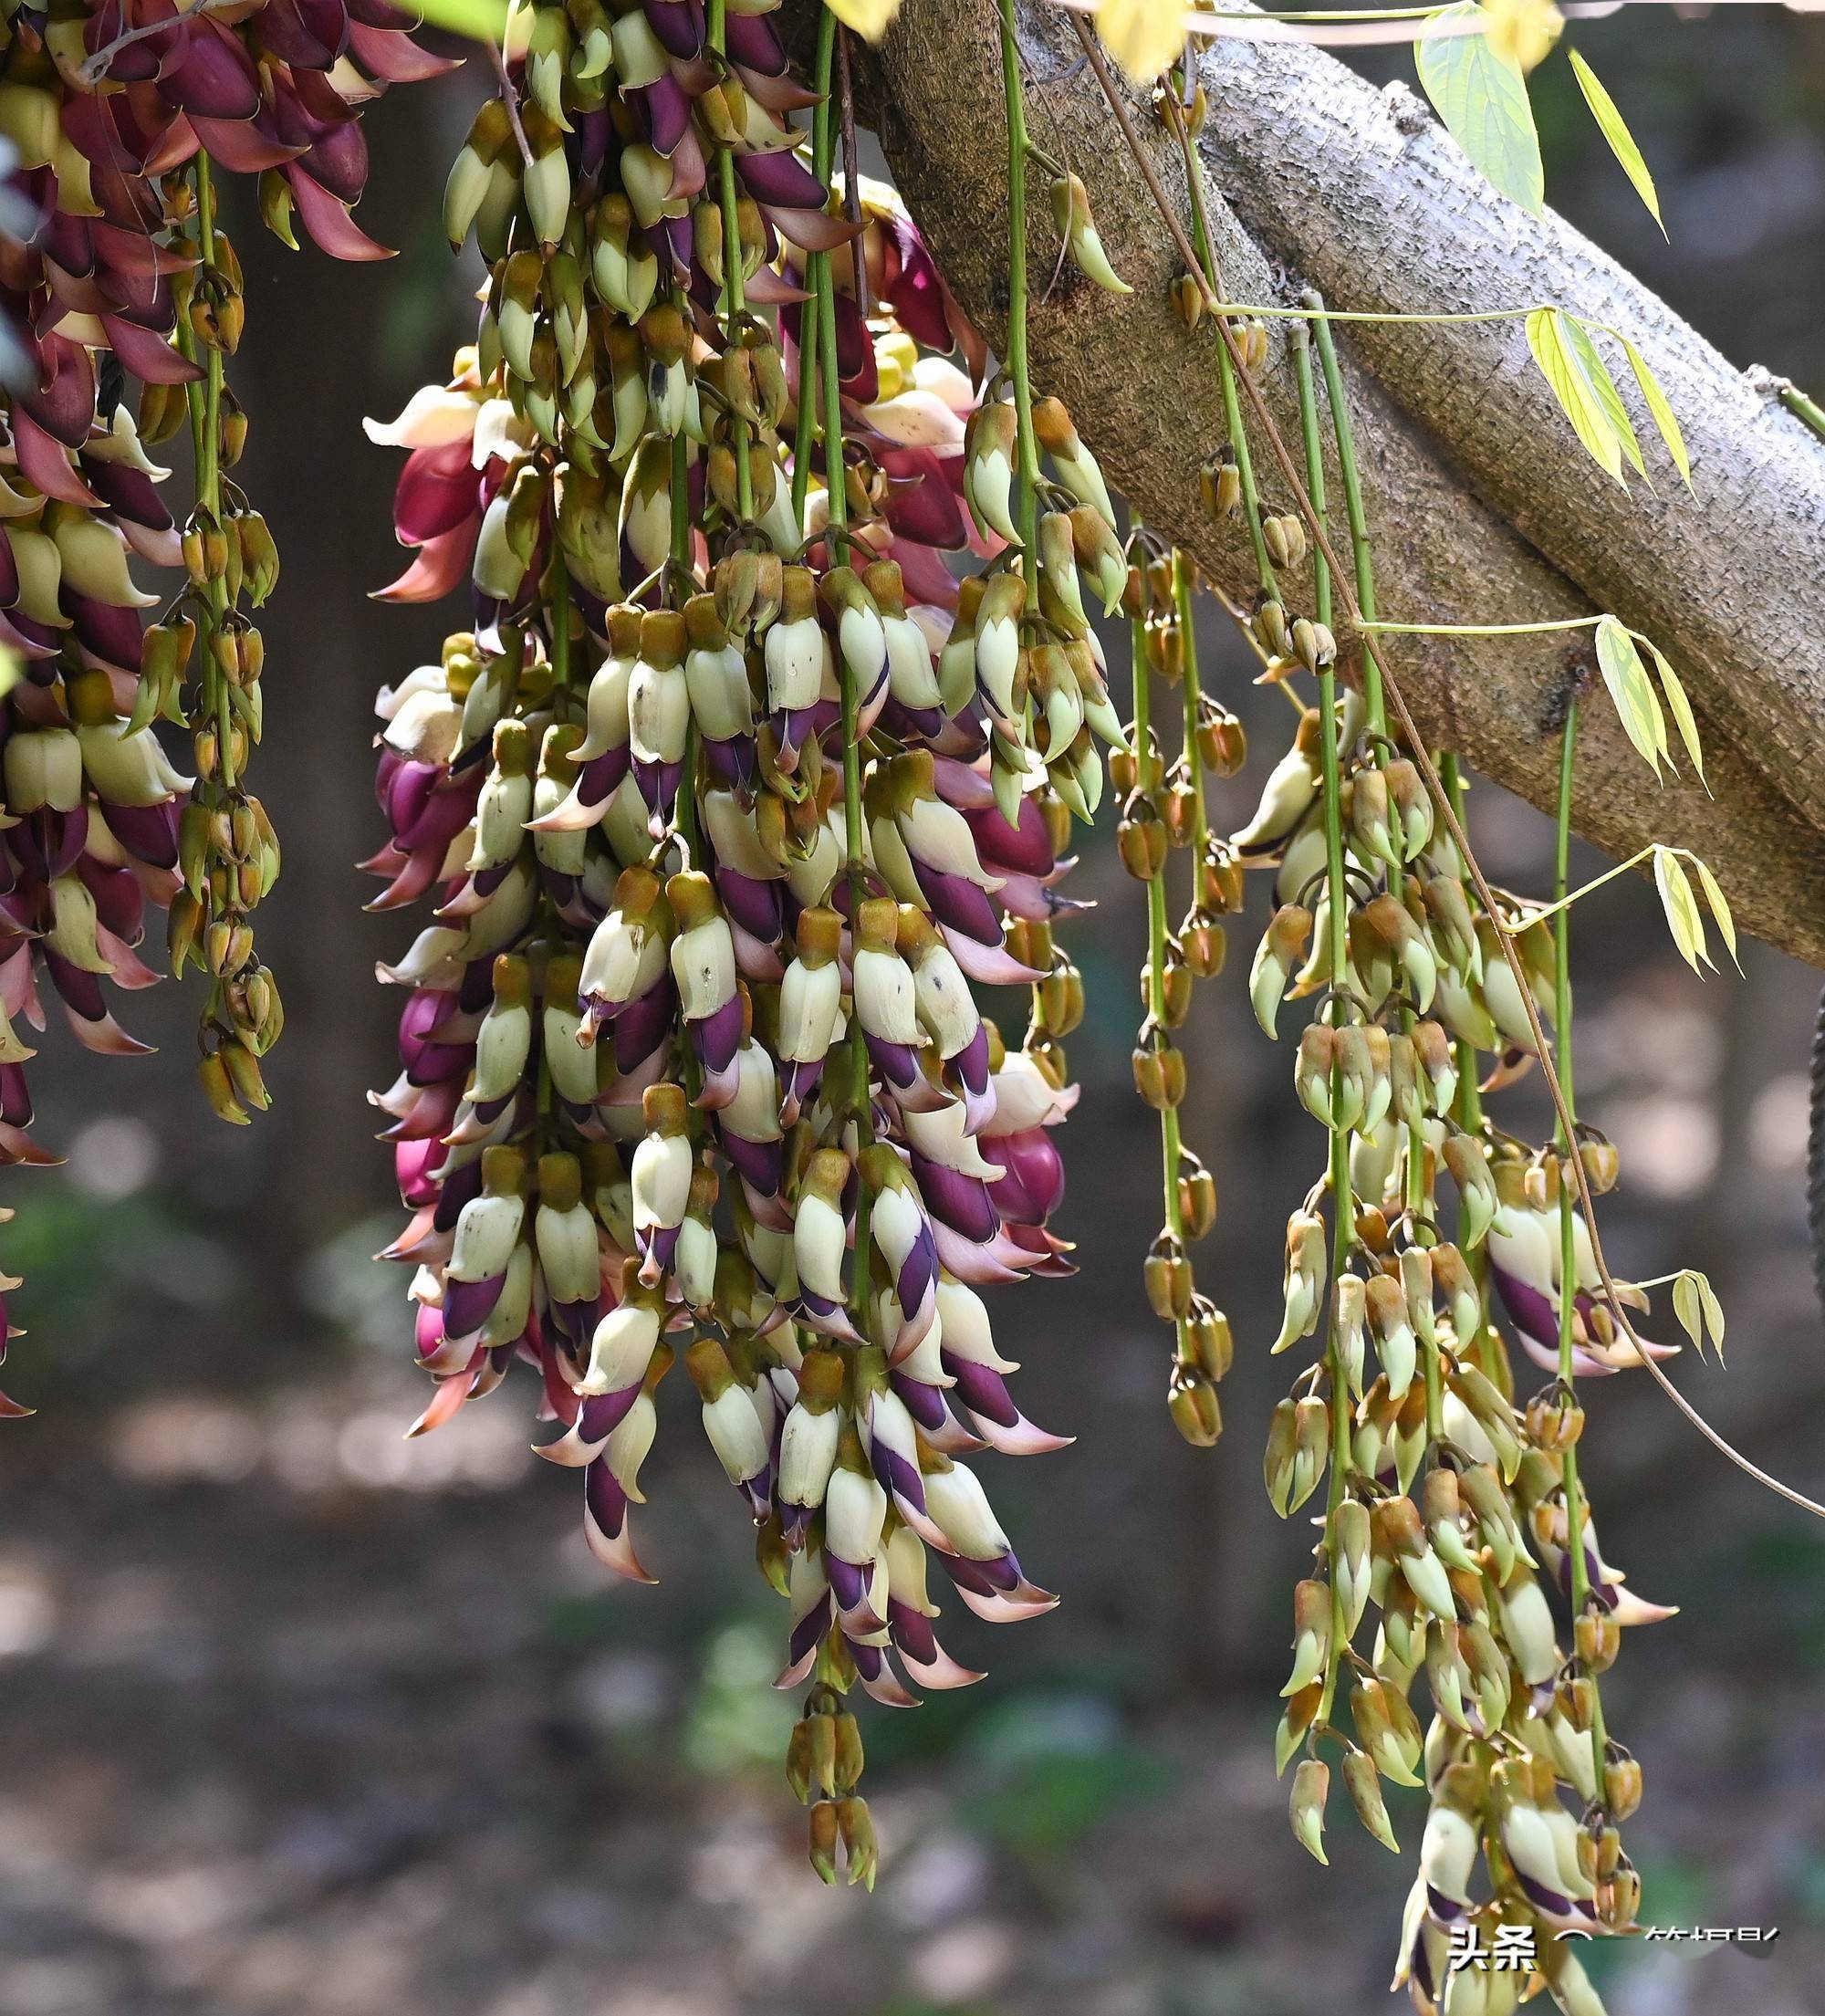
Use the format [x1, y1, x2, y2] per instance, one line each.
[1132, 613, 1184, 1258]
[997, 0, 1042, 571]
[1172, 552, 1208, 861]
[1307, 295, 1382, 737]
[1309, 296, 1441, 1436]
[815, 244, 849, 569]
[1439, 756, 1482, 1133]
[1779, 381, 1825, 443]
[1553, 699, 1610, 1778]
[710, 0, 752, 524]
[807, 16, 870, 1170]
[1439, 749, 1494, 1366]
[813, 246, 862, 896]
[181, 152, 235, 794]
[669, 428, 699, 859]
[790, 8, 839, 534]
[1295, 320, 1354, 1733]
[1170, 108, 1276, 596]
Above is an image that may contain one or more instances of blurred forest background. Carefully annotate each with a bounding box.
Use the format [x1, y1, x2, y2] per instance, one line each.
[3, 8, 1825, 2014]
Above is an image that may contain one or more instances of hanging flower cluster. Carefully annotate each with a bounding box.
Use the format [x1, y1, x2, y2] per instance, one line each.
[1113, 538, 1246, 1446]
[1209, 294, 1671, 2014]
[368, 0, 1129, 1882]
[0, 0, 443, 1392]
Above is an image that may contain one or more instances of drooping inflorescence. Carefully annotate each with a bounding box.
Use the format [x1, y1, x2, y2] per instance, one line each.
[366, 0, 1132, 1883]
[0, 0, 443, 1400]
[1176, 154, 1671, 2016]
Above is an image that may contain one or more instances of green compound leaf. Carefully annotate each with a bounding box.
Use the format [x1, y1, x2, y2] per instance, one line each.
[1671, 1268, 1726, 1363]
[1618, 336, 1693, 487]
[1652, 845, 1710, 973]
[1562, 315, 1644, 479]
[1595, 614, 1666, 774]
[1527, 308, 1622, 485]
[1690, 855, 1742, 971]
[1569, 47, 1664, 234]
[1416, 4, 1545, 215]
[1640, 634, 1705, 786]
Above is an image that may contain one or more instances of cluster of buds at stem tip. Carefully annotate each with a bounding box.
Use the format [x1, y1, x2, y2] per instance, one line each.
[1207, 302, 1695, 2011]
[0, 1, 440, 1377]
[368, 1, 1107, 1885]
[1116, 550, 1244, 1447]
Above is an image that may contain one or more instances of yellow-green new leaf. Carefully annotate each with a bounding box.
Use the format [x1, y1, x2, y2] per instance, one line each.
[1671, 1268, 1726, 1363]
[1563, 315, 1644, 479]
[1652, 845, 1709, 973]
[1690, 855, 1742, 971]
[1568, 48, 1663, 233]
[1618, 336, 1693, 487]
[384, 0, 507, 40]
[1698, 1271, 1726, 1363]
[1640, 635, 1705, 786]
[1594, 614, 1666, 773]
[1416, 4, 1546, 215]
[1527, 308, 1623, 484]
[1672, 1269, 1705, 1358]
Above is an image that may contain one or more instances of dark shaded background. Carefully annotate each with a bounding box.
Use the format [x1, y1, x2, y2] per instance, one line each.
[2, 12, 1823, 2013]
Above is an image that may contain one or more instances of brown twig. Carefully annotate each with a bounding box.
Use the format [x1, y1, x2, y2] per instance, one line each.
[489, 44, 536, 172]
[80, 0, 215, 83]
[1073, 23, 1825, 1522]
[837, 27, 871, 321]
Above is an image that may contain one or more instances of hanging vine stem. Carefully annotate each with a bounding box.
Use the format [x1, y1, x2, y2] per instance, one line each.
[1167, 94, 1276, 598]
[1077, 37, 1825, 1520]
[1306, 289, 1439, 1437]
[1132, 610, 1184, 1251]
[999, 0, 1044, 569]
[1307, 298, 1383, 733]
[1553, 696, 1612, 1781]
[1172, 551, 1209, 860]
[1291, 320, 1353, 1736]
[789, 6, 838, 532]
[824, 16, 872, 1181]
[182, 154, 232, 796]
[708, 0, 752, 523]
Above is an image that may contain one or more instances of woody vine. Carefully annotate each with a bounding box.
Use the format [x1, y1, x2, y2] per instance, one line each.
[1, 2, 1820, 2010]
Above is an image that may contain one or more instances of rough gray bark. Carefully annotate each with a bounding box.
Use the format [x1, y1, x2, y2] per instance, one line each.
[857, 0, 1825, 966]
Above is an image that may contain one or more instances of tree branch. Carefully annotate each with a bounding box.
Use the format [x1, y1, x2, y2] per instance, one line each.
[859, 0, 1825, 966]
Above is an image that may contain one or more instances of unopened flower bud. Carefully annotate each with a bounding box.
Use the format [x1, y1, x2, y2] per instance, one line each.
[1168, 1362, 1223, 1447]
[1288, 1758, 1329, 1865]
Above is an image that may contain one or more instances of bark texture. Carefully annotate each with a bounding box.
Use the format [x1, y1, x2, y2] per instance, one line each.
[853, 0, 1825, 966]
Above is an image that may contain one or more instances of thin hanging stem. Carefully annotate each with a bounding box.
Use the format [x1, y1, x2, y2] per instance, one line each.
[1164, 97, 1275, 596]
[790, 7, 838, 533]
[1173, 552, 1208, 861]
[709, 0, 753, 524]
[1133, 611, 1184, 1254]
[1552, 702, 1611, 1774]
[999, 0, 1042, 571]
[1307, 295, 1382, 735]
[1294, 323, 1352, 1733]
